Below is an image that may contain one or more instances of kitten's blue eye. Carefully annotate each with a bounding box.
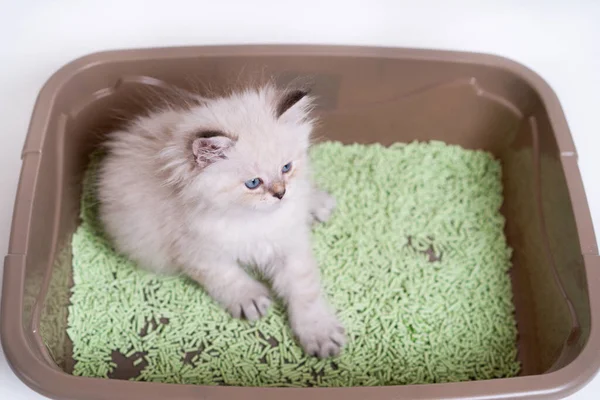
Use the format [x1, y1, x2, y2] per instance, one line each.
[244, 178, 262, 189]
[282, 162, 292, 173]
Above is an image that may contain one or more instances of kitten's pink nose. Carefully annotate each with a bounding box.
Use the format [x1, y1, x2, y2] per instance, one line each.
[270, 182, 286, 199]
[272, 188, 286, 199]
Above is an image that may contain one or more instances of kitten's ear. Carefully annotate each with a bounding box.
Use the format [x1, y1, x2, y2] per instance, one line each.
[191, 135, 233, 168]
[276, 89, 312, 123]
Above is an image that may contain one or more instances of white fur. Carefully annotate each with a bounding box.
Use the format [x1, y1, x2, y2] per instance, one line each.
[97, 84, 346, 358]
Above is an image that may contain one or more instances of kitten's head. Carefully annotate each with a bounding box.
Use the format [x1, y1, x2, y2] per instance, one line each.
[165, 84, 315, 212]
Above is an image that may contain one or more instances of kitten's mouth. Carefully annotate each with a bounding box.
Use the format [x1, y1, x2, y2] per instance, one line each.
[252, 199, 284, 212]
[270, 198, 286, 209]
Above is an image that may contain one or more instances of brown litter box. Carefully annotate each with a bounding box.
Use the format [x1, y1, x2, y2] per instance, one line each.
[2, 45, 600, 400]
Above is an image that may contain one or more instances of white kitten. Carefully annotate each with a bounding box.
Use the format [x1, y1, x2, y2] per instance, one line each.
[97, 84, 346, 358]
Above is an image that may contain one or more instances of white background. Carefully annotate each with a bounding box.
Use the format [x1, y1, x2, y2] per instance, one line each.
[1, 0, 599, 398]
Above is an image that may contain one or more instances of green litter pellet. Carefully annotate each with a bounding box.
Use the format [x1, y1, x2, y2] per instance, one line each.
[67, 140, 520, 386]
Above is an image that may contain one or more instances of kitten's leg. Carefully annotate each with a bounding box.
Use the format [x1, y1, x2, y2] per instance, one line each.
[310, 188, 336, 224]
[270, 243, 346, 358]
[185, 260, 272, 321]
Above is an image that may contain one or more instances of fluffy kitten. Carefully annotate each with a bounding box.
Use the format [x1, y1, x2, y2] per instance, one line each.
[97, 84, 346, 358]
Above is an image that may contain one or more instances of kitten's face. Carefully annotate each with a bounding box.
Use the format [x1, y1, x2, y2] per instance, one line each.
[182, 85, 314, 212]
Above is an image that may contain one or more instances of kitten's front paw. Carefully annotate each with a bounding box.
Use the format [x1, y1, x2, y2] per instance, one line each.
[311, 190, 336, 224]
[224, 281, 272, 322]
[293, 306, 346, 358]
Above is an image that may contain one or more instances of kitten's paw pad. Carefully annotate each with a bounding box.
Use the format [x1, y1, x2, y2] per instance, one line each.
[226, 284, 272, 322]
[294, 310, 346, 358]
[311, 191, 336, 223]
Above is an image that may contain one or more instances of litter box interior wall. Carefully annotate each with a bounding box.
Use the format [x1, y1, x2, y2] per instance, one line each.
[17, 49, 590, 384]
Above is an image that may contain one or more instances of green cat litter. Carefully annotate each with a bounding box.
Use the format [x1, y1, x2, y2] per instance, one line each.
[68, 141, 519, 386]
